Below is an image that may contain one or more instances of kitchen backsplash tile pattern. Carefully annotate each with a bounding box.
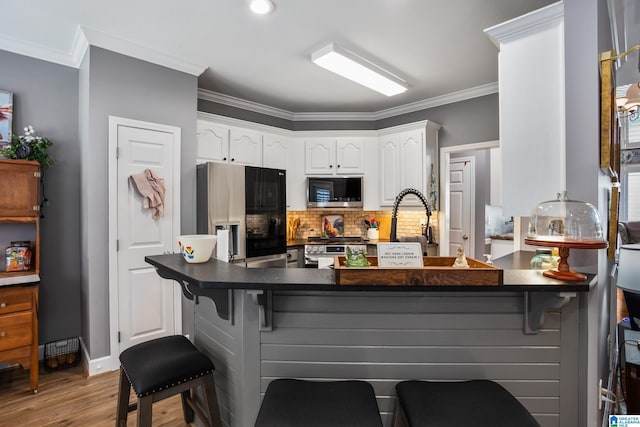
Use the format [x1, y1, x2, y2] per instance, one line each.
[287, 210, 438, 241]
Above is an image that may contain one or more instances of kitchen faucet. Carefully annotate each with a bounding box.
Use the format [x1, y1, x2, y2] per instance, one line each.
[390, 188, 432, 242]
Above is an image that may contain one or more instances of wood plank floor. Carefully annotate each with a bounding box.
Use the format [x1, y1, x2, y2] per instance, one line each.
[0, 364, 191, 426]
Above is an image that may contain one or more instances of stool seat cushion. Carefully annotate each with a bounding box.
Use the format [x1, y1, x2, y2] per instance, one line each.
[255, 379, 382, 427]
[396, 380, 539, 427]
[119, 335, 214, 397]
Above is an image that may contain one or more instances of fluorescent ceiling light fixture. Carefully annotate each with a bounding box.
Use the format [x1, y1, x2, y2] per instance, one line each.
[311, 43, 408, 96]
[250, 0, 274, 14]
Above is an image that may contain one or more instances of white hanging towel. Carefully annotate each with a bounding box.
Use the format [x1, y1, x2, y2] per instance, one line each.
[130, 168, 166, 219]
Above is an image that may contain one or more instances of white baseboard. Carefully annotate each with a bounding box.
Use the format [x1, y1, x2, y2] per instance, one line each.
[79, 336, 117, 377]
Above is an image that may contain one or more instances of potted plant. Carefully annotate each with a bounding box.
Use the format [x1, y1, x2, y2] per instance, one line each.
[0, 125, 55, 169]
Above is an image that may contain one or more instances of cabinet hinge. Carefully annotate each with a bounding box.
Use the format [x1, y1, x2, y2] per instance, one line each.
[116, 240, 119, 251]
[34, 172, 41, 178]
[33, 205, 40, 211]
[118, 332, 121, 343]
[116, 147, 119, 159]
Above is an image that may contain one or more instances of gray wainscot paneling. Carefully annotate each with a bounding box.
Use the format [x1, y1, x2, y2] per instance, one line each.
[195, 289, 578, 427]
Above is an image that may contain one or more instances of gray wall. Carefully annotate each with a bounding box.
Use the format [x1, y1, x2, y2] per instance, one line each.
[79, 46, 198, 358]
[0, 50, 81, 345]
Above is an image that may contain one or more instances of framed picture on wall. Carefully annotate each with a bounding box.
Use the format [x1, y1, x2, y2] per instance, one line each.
[0, 90, 13, 143]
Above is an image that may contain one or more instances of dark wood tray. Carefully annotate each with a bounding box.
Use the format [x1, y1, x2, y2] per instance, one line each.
[334, 256, 503, 286]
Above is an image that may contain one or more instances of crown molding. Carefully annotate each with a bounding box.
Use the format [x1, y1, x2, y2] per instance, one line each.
[369, 82, 498, 120]
[198, 81, 498, 122]
[0, 25, 207, 76]
[80, 26, 207, 76]
[484, 1, 563, 47]
[198, 90, 295, 120]
[71, 26, 90, 67]
[197, 111, 296, 137]
[0, 33, 77, 68]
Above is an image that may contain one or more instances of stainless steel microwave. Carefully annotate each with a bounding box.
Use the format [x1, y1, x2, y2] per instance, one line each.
[306, 176, 363, 208]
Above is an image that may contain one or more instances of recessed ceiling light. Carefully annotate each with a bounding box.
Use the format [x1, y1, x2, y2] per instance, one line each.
[311, 43, 408, 97]
[250, 0, 275, 15]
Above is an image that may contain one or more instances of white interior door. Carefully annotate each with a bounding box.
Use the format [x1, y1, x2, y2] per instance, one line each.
[110, 117, 181, 357]
[449, 158, 473, 257]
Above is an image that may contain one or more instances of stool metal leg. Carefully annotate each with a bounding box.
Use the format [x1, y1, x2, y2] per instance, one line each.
[116, 367, 131, 427]
[136, 395, 153, 427]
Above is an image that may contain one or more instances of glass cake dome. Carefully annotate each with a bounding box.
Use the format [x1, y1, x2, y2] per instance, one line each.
[527, 191, 605, 243]
[525, 191, 607, 282]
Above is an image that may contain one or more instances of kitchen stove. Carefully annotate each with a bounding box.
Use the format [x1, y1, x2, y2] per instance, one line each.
[304, 236, 367, 268]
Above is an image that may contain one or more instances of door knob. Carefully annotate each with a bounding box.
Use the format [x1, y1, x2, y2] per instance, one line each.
[463, 234, 469, 240]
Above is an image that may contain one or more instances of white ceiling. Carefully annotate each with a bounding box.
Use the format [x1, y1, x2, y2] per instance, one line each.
[1, 0, 556, 114]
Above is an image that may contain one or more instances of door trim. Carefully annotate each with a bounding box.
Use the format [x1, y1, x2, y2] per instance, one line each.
[107, 116, 182, 372]
[439, 140, 499, 256]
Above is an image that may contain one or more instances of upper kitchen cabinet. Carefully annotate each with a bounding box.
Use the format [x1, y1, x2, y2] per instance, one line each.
[378, 121, 440, 207]
[304, 138, 364, 175]
[485, 2, 564, 216]
[197, 120, 228, 164]
[197, 119, 262, 166]
[264, 133, 306, 211]
[229, 128, 262, 166]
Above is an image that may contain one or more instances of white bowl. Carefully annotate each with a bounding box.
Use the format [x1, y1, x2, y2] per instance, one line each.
[177, 235, 217, 263]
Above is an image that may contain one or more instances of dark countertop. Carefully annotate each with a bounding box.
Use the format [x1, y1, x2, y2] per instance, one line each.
[145, 250, 596, 293]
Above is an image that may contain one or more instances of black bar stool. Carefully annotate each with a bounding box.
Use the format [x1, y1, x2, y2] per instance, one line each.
[254, 378, 383, 427]
[116, 335, 222, 427]
[394, 380, 540, 427]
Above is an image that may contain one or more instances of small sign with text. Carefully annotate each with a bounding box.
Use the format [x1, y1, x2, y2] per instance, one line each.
[610, 415, 640, 427]
[377, 243, 424, 268]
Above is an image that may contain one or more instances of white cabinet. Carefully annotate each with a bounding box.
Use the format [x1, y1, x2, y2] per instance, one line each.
[489, 147, 502, 206]
[378, 121, 440, 207]
[263, 134, 289, 170]
[229, 129, 262, 166]
[305, 138, 364, 175]
[196, 120, 262, 166]
[197, 121, 228, 163]
[264, 133, 306, 211]
[484, 2, 564, 216]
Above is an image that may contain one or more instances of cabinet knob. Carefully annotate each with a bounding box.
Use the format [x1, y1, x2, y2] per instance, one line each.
[231, 158, 235, 162]
[0, 332, 5, 337]
[337, 164, 341, 168]
[329, 165, 333, 168]
[0, 302, 6, 308]
[223, 157, 227, 161]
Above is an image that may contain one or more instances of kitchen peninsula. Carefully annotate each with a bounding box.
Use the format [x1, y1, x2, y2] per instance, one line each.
[146, 252, 595, 427]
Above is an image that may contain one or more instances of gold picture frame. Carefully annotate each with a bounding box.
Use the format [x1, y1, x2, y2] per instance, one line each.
[600, 52, 619, 180]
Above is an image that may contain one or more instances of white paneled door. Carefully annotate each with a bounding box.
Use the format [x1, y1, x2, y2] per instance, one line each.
[449, 158, 473, 258]
[110, 117, 181, 358]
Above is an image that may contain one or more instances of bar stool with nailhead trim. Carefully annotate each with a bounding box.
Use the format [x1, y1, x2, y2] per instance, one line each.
[254, 378, 383, 427]
[393, 380, 540, 427]
[116, 335, 222, 427]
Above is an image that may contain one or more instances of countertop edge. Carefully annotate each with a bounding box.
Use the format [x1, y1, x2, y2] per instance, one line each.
[145, 252, 595, 292]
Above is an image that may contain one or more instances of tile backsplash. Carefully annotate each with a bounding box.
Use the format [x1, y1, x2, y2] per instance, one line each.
[287, 210, 438, 242]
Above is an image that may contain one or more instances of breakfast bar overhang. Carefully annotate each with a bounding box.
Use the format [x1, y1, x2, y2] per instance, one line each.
[145, 252, 597, 427]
